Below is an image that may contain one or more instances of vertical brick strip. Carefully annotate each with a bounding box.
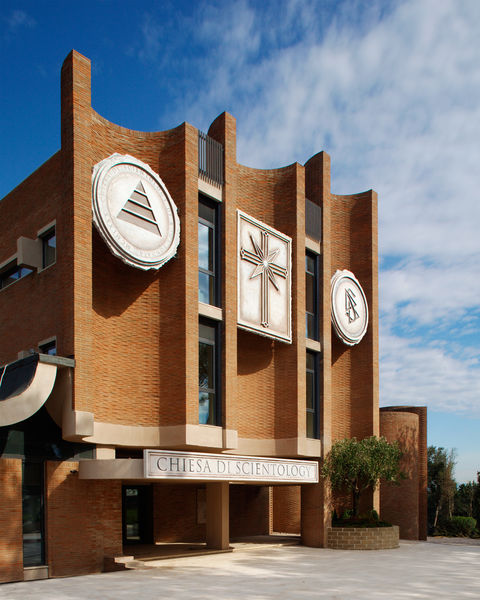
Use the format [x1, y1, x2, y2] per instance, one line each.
[0, 458, 23, 583]
[208, 113, 238, 434]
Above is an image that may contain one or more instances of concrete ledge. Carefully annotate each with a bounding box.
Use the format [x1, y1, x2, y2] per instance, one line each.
[23, 565, 49, 581]
[327, 526, 399, 550]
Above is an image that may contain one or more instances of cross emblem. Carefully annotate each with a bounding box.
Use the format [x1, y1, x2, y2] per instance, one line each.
[240, 231, 288, 328]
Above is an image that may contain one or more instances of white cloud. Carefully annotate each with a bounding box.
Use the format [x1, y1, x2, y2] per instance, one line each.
[380, 327, 480, 416]
[130, 0, 480, 417]
[380, 256, 480, 328]
[6, 9, 36, 32]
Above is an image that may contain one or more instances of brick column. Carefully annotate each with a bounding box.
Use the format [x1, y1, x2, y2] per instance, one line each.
[0, 458, 23, 583]
[206, 482, 230, 549]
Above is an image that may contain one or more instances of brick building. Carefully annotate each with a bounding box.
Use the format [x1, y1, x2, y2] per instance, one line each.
[0, 51, 427, 582]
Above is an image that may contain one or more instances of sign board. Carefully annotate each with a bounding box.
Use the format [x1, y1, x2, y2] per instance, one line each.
[144, 450, 318, 484]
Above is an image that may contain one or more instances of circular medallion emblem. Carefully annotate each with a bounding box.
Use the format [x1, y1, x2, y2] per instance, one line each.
[92, 154, 180, 270]
[331, 270, 368, 346]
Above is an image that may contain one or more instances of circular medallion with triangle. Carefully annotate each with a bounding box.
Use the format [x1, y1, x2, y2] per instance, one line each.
[92, 154, 180, 270]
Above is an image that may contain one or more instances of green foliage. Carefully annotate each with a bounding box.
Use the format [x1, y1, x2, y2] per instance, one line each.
[436, 516, 477, 537]
[332, 508, 390, 528]
[321, 436, 403, 517]
[428, 446, 457, 533]
[454, 475, 480, 525]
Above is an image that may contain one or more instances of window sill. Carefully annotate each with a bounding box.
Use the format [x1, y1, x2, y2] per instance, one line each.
[306, 338, 321, 353]
[199, 302, 223, 321]
[305, 236, 321, 254]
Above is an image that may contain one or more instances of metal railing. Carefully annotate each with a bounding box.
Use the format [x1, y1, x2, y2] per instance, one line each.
[305, 198, 321, 241]
[198, 131, 224, 187]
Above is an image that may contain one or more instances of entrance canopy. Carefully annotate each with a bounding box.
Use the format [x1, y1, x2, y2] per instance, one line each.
[0, 354, 63, 427]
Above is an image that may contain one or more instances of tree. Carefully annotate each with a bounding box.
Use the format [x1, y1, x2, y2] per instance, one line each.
[455, 482, 475, 518]
[454, 471, 480, 523]
[427, 446, 456, 531]
[321, 436, 403, 518]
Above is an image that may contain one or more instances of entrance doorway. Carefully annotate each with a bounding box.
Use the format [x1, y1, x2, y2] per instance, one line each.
[122, 485, 153, 544]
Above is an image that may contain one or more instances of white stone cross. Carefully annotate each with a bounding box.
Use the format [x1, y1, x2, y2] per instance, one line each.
[240, 231, 288, 328]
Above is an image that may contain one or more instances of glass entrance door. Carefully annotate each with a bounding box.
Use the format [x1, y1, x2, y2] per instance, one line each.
[122, 485, 152, 544]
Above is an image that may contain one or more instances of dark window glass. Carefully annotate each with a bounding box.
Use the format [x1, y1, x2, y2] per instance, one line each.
[122, 485, 153, 544]
[42, 228, 56, 268]
[198, 196, 219, 306]
[39, 340, 56, 356]
[306, 351, 319, 439]
[0, 263, 33, 290]
[199, 320, 220, 426]
[306, 252, 318, 340]
[22, 462, 44, 566]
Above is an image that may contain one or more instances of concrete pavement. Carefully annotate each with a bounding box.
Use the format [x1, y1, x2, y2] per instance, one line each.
[1, 540, 479, 599]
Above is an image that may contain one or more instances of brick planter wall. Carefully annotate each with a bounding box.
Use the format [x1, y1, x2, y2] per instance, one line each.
[327, 526, 399, 550]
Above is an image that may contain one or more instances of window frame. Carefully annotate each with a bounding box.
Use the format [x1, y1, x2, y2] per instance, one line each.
[198, 194, 221, 307]
[305, 251, 319, 341]
[0, 261, 33, 290]
[39, 338, 56, 356]
[306, 350, 320, 439]
[198, 317, 221, 427]
[41, 227, 56, 269]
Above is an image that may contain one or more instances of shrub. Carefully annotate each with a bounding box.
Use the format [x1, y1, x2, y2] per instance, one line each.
[437, 516, 477, 537]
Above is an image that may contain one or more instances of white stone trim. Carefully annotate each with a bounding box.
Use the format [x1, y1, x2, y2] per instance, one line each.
[0, 361, 57, 426]
[306, 338, 321, 353]
[198, 178, 222, 202]
[305, 236, 321, 254]
[199, 302, 223, 321]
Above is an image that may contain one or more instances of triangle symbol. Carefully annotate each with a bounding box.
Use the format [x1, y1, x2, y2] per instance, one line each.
[117, 181, 162, 237]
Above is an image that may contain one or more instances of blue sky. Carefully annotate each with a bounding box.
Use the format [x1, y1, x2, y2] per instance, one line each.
[1, 0, 479, 482]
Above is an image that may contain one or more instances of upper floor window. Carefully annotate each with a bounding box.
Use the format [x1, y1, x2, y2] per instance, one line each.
[198, 195, 220, 306]
[41, 228, 56, 269]
[0, 262, 33, 290]
[306, 351, 319, 439]
[199, 319, 221, 426]
[306, 252, 318, 340]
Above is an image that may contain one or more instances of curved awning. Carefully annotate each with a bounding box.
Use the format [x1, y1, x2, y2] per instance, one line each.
[0, 354, 58, 426]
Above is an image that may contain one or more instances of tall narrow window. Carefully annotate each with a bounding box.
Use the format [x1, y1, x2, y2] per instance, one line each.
[305, 252, 318, 340]
[306, 351, 319, 439]
[41, 228, 56, 269]
[198, 196, 219, 306]
[199, 319, 221, 426]
[22, 462, 45, 566]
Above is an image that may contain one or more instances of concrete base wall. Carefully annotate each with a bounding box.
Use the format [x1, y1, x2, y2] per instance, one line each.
[327, 526, 399, 550]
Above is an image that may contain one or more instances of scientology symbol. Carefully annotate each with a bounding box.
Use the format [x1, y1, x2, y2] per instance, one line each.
[331, 270, 368, 346]
[92, 154, 180, 270]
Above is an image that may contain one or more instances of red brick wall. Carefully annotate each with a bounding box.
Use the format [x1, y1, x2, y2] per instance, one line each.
[234, 164, 303, 441]
[153, 484, 205, 543]
[229, 485, 271, 537]
[0, 458, 23, 583]
[0, 152, 74, 365]
[46, 461, 122, 577]
[380, 406, 427, 540]
[273, 486, 300, 533]
[329, 191, 379, 443]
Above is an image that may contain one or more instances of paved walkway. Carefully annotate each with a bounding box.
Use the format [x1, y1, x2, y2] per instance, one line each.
[1, 540, 480, 599]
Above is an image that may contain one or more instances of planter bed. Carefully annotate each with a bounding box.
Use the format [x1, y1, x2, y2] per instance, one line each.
[327, 525, 399, 550]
